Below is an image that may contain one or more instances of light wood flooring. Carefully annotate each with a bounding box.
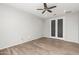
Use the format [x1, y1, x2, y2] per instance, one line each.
[0, 37, 79, 55]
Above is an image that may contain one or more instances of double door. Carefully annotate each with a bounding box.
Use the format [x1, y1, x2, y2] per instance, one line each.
[51, 19, 63, 38]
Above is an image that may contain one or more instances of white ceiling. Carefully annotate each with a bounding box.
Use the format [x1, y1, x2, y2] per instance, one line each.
[6, 3, 79, 19]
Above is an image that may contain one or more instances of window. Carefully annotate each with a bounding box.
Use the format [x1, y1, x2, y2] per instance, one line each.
[51, 20, 55, 36]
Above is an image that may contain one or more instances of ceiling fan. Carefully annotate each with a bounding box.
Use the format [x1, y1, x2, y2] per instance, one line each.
[37, 3, 56, 14]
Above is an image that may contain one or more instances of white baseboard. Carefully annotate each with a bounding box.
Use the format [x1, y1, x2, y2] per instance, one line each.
[0, 37, 43, 50]
[48, 37, 79, 44]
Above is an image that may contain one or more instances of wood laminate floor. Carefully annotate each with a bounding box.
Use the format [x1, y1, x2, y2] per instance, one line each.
[0, 37, 79, 55]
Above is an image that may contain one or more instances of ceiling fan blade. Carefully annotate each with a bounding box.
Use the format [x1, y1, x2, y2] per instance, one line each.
[44, 3, 47, 8]
[47, 10, 52, 13]
[37, 9, 43, 10]
[48, 6, 56, 9]
[42, 10, 46, 14]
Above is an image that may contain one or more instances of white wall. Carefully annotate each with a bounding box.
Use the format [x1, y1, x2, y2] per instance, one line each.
[64, 13, 79, 43]
[0, 4, 44, 49]
[44, 12, 79, 43]
[43, 19, 51, 38]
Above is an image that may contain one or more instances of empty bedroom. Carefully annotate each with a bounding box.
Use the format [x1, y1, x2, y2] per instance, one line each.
[0, 3, 79, 55]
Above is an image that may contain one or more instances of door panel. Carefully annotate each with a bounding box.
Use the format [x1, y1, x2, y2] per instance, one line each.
[57, 19, 63, 37]
[51, 20, 55, 36]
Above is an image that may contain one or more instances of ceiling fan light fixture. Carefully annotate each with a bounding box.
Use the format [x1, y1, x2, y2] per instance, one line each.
[37, 3, 56, 14]
[53, 14, 56, 16]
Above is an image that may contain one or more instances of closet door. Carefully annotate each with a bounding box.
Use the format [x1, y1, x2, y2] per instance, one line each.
[51, 20, 55, 37]
[57, 19, 63, 37]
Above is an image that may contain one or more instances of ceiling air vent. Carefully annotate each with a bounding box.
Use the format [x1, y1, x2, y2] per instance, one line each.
[64, 10, 72, 14]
